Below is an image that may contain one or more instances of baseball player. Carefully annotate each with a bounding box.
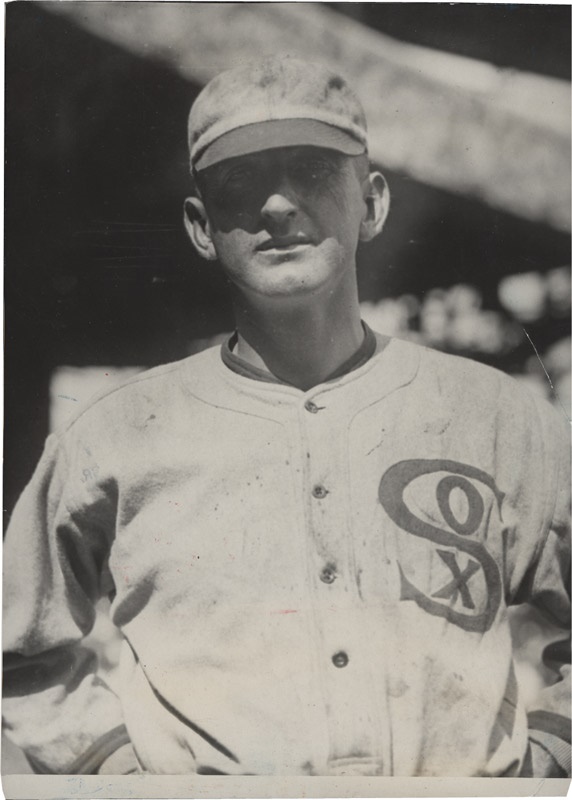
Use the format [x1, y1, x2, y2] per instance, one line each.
[3, 57, 570, 777]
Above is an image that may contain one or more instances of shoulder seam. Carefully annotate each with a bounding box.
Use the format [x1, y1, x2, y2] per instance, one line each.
[57, 359, 189, 436]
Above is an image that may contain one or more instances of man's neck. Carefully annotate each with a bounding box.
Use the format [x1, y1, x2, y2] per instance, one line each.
[232, 282, 364, 391]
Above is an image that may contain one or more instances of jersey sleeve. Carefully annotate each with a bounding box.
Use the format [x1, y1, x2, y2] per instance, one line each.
[516, 401, 571, 777]
[3, 432, 138, 774]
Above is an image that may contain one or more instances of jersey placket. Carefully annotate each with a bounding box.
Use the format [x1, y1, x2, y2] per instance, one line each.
[298, 389, 385, 774]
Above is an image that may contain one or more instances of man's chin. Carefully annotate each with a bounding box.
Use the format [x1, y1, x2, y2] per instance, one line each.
[249, 269, 338, 301]
[228, 248, 348, 300]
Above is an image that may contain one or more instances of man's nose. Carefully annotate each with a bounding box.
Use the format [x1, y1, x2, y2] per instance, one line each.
[261, 188, 298, 226]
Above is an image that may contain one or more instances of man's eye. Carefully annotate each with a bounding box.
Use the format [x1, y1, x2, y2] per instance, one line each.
[294, 159, 336, 182]
[223, 168, 254, 186]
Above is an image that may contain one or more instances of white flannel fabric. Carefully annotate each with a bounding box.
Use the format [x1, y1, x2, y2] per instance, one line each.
[3, 335, 570, 775]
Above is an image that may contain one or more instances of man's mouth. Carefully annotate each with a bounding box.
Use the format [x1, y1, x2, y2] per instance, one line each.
[256, 237, 312, 252]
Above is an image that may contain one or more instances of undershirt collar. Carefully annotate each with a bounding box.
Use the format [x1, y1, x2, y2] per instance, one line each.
[221, 321, 379, 388]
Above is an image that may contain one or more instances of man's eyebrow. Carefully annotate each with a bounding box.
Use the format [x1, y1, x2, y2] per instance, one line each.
[210, 156, 262, 179]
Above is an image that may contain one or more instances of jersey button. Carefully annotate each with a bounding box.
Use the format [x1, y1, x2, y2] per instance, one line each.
[320, 565, 336, 584]
[332, 651, 349, 668]
[304, 400, 319, 414]
[312, 484, 328, 499]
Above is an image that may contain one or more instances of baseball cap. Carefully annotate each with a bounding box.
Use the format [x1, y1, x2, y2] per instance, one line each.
[188, 56, 368, 172]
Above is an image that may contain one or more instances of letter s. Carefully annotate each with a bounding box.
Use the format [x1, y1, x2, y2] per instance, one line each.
[379, 459, 504, 633]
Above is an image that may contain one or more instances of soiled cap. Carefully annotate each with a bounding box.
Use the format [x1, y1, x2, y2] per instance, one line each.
[188, 56, 368, 172]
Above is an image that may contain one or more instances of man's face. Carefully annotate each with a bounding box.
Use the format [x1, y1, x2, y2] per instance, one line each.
[194, 146, 368, 300]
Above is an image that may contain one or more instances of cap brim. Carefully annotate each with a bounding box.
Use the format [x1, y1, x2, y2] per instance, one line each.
[193, 118, 366, 171]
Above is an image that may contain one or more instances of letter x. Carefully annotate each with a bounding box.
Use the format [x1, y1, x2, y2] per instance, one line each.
[432, 550, 480, 609]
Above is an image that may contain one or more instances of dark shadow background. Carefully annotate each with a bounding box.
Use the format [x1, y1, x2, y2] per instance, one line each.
[5, 2, 571, 518]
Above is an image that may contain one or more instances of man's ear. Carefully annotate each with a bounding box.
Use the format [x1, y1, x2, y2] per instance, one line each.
[183, 197, 217, 261]
[359, 171, 390, 242]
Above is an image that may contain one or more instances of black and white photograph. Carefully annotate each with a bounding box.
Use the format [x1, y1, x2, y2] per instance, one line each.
[2, 2, 571, 797]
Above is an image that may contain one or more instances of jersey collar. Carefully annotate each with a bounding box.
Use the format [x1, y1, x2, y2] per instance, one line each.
[221, 321, 382, 388]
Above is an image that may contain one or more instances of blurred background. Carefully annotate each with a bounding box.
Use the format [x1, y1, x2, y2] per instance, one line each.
[3, 1, 571, 774]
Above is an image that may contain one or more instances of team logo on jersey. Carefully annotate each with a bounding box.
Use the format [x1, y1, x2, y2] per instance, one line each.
[378, 459, 504, 633]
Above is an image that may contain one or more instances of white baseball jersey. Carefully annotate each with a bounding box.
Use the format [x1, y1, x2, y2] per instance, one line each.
[3, 331, 570, 776]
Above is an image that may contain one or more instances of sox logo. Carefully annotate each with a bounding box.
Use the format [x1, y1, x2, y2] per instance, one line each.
[379, 459, 504, 633]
